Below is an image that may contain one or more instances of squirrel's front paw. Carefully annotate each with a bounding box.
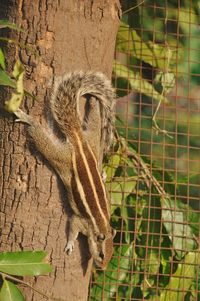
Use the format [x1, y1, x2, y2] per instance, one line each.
[65, 241, 75, 255]
[14, 109, 32, 125]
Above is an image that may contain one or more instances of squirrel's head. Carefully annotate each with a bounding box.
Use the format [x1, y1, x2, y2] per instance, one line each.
[87, 227, 116, 270]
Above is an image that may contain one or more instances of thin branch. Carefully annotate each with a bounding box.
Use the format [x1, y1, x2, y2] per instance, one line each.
[123, 1, 145, 15]
[0, 272, 65, 301]
[152, 45, 173, 139]
[152, 99, 173, 138]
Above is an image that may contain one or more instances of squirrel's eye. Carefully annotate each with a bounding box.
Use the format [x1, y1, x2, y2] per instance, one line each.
[97, 234, 105, 241]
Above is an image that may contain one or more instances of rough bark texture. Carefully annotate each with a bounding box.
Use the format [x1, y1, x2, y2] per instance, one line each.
[0, 1, 121, 300]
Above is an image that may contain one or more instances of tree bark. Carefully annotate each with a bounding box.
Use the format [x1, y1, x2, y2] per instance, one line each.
[0, 1, 121, 300]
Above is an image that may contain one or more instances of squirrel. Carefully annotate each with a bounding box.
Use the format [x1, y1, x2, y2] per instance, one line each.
[14, 71, 116, 269]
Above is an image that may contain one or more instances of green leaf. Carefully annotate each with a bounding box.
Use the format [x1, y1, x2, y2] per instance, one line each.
[4, 92, 23, 113]
[12, 60, 24, 80]
[108, 179, 136, 214]
[116, 21, 176, 70]
[160, 72, 176, 92]
[0, 20, 22, 31]
[104, 138, 127, 181]
[90, 245, 132, 300]
[121, 195, 137, 244]
[0, 280, 25, 301]
[138, 202, 161, 277]
[154, 71, 176, 94]
[159, 252, 199, 301]
[104, 153, 121, 182]
[0, 69, 16, 88]
[4, 60, 24, 112]
[0, 48, 5, 70]
[160, 242, 173, 279]
[161, 198, 196, 258]
[0, 251, 52, 276]
[114, 61, 169, 103]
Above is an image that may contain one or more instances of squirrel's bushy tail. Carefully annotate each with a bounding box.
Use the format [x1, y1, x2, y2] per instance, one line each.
[50, 71, 115, 143]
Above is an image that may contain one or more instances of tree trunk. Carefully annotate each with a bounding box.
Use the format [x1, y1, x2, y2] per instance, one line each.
[0, 1, 121, 300]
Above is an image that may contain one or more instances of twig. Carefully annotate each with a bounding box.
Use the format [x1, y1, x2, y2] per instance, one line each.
[0, 272, 65, 301]
[152, 99, 173, 138]
[123, 1, 145, 15]
[152, 44, 173, 139]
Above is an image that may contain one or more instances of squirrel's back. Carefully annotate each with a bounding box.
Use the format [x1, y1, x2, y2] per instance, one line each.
[50, 71, 115, 146]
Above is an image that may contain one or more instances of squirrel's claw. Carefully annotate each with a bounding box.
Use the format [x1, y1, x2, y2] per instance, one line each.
[65, 241, 75, 255]
[14, 109, 31, 125]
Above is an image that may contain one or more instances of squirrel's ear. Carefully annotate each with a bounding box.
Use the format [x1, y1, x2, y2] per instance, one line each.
[111, 228, 116, 238]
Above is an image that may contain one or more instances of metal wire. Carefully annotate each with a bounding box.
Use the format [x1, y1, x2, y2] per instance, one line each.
[89, 1, 200, 300]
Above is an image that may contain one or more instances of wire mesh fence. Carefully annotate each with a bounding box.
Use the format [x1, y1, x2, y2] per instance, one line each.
[89, 1, 200, 300]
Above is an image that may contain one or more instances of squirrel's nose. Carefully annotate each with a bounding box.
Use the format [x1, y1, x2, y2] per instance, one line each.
[99, 251, 105, 260]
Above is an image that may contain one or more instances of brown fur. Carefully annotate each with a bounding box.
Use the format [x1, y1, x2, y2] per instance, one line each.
[14, 71, 115, 269]
[51, 71, 115, 147]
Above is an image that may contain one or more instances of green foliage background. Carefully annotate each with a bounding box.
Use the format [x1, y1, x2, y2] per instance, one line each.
[90, 1, 200, 300]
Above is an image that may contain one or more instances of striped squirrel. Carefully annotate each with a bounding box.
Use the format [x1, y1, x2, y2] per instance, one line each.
[14, 71, 115, 269]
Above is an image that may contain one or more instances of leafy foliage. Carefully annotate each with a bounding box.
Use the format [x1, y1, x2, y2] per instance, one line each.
[155, 252, 199, 301]
[0, 251, 52, 301]
[0, 20, 22, 31]
[3, 60, 25, 112]
[0, 20, 25, 112]
[116, 21, 177, 71]
[0, 251, 52, 276]
[90, 138, 199, 300]
[114, 22, 176, 103]
[113, 61, 169, 103]
[90, 3, 200, 300]
[0, 280, 25, 301]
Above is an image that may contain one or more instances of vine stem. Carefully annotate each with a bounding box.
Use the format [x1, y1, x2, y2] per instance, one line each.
[152, 98, 173, 138]
[123, 1, 145, 15]
[152, 42, 174, 139]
